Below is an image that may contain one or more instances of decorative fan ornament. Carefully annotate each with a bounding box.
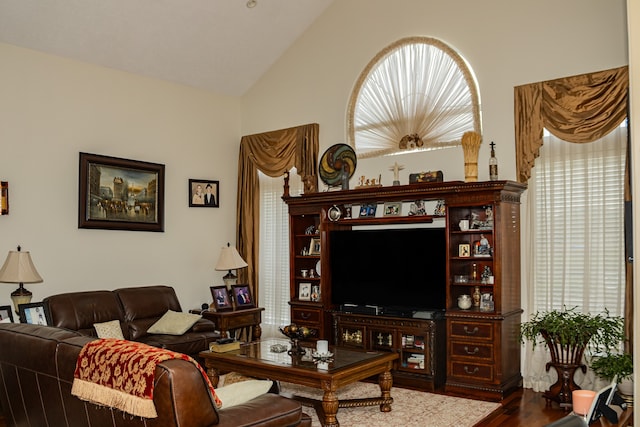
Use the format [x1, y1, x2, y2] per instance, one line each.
[319, 144, 357, 188]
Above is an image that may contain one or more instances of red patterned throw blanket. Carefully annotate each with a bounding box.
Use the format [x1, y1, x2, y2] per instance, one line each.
[72, 339, 220, 418]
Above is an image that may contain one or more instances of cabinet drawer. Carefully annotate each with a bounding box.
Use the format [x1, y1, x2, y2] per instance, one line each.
[449, 321, 493, 340]
[450, 340, 493, 360]
[292, 307, 321, 323]
[450, 361, 494, 381]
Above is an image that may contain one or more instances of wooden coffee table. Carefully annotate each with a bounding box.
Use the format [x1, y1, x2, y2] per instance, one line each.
[200, 338, 399, 427]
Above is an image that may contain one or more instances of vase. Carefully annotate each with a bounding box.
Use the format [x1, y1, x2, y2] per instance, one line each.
[461, 131, 482, 182]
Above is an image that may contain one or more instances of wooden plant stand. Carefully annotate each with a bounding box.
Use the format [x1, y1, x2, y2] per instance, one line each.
[542, 332, 588, 409]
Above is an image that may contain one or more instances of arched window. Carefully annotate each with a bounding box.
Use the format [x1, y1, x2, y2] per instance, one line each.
[347, 36, 481, 158]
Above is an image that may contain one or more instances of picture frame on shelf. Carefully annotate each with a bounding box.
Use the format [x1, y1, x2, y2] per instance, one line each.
[78, 152, 165, 232]
[189, 179, 219, 208]
[359, 203, 377, 217]
[383, 202, 402, 217]
[232, 284, 254, 309]
[210, 286, 233, 311]
[308, 237, 321, 255]
[299, 282, 312, 301]
[459, 244, 471, 257]
[0, 305, 13, 323]
[18, 302, 51, 325]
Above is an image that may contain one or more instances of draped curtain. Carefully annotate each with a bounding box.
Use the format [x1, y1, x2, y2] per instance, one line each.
[236, 123, 319, 304]
[515, 66, 632, 377]
[514, 66, 628, 183]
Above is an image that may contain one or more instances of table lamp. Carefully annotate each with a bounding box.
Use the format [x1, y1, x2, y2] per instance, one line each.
[215, 243, 248, 291]
[0, 246, 43, 314]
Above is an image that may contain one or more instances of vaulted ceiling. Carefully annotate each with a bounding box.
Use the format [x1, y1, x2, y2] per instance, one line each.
[0, 0, 335, 96]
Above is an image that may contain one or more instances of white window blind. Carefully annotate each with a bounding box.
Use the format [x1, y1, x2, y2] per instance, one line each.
[522, 125, 627, 392]
[530, 126, 626, 315]
[258, 170, 302, 338]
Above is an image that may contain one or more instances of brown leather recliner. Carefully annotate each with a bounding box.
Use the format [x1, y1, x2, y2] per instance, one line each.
[0, 323, 310, 427]
[44, 285, 220, 360]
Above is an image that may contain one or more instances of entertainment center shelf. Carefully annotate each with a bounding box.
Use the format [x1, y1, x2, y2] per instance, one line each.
[283, 180, 526, 400]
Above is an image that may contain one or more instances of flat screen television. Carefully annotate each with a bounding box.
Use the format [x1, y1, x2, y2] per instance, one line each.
[330, 227, 447, 314]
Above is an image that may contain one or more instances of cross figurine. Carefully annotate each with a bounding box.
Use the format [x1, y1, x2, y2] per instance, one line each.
[389, 162, 404, 185]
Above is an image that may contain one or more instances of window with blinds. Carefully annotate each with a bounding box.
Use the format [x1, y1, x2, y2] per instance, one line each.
[529, 125, 627, 316]
[258, 170, 302, 338]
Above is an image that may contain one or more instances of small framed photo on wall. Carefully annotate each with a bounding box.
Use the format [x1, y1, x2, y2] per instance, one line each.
[189, 179, 219, 207]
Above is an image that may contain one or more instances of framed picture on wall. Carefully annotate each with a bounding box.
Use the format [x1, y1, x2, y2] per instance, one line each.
[189, 179, 219, 207]
[78, 152, 165, 232]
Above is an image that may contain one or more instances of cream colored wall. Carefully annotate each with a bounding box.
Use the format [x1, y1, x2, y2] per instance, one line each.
[241, 0, 628, 185]
[0, 43, 241, 310]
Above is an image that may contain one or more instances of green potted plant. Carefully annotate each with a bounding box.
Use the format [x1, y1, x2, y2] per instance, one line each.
[520, 306, 624, 406]
[590, 352, 633, 395]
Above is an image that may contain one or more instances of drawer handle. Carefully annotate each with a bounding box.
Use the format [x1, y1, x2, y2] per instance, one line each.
[464, 346, 480, 355]
[300, 312, 311, 319]
[463, 326, 479, 335]
[464, 366, 479, 374]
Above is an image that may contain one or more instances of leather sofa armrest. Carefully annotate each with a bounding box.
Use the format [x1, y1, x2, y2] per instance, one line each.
[191, 318, 216, 332]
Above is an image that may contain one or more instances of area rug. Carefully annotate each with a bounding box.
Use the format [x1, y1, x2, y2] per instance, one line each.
[279, 382, 500, 427]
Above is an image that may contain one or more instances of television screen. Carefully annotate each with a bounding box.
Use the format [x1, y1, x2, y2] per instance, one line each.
[330, 227, 447, 313]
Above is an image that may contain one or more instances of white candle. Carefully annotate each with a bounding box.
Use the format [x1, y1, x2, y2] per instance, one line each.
[316, 340, 329, 354]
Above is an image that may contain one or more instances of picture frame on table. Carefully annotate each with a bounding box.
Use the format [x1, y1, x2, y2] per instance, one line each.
[232, 284, 255, 309]
[18, 302, 51, 325]
[210, 286, 233, 311]
[189, 179, 219, 208]
[299, 282, 312, 301]
[0, 305, 14, 323]
[78, 152, 165, 232]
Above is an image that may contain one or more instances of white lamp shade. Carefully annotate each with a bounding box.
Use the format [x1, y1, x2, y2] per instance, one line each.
[215, 245, 248, 271]
[0, 250, 43, 284]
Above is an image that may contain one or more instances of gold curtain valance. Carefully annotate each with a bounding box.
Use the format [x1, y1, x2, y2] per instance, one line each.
[236, 123, 319, 303]
[515, 66, 628, 182]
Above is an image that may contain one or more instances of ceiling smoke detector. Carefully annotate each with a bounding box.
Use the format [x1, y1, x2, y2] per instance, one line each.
[246, 0, 257, 8]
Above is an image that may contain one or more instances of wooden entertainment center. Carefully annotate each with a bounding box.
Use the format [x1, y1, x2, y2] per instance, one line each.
[283, 180, 526, 400]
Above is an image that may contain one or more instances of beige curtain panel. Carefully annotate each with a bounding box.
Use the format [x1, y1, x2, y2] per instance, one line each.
[514, 66, 628, 183]
[236, 124, 319, 303]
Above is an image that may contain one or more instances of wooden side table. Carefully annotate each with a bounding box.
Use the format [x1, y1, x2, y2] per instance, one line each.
[191, 307, 264, 341]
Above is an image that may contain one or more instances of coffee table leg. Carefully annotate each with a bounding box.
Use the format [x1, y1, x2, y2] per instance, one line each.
[378, 370, 393, 412]
[206, 366, 220, 388]
[321, 385, 340, 427]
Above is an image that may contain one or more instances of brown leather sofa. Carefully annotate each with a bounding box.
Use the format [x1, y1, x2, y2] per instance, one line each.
[0, 323, 311, 427]
[44, 285, 220, 360]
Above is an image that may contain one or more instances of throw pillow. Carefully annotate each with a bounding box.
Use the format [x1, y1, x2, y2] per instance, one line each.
[93, 320, 125, 339]
[215, 380, 273, 409]
[147, 310, 201, 335]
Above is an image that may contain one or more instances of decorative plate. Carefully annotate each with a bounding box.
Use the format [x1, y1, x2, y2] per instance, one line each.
[315, 260, 321, 277]
[319, 144, 357, 187]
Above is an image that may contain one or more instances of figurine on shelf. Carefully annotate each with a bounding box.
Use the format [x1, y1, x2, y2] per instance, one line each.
[481, 266, 493, 284]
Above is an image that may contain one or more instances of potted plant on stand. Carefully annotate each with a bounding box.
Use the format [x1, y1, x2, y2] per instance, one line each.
[520, 306, 624, 407]
[590, 352, 633, 398]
